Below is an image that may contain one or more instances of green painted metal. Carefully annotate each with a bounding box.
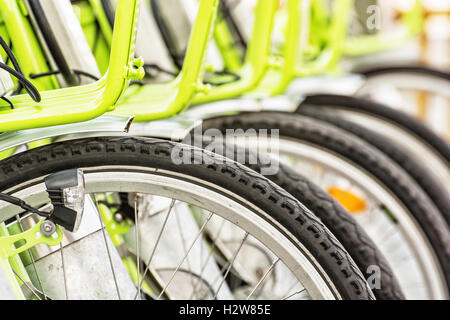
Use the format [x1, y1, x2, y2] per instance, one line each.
[0, 223, 26, 299]
[0, 0, 59, 92]
[73, 0, 111, 74]
[294, 0, 425, 76]
[251, 0, 303, 96]
[293, 0, 353, 77]
[88, 0, 113, 46]
[80, 0, 220, 121]
[0, 0, 143, 132]
[343, 0, 424, 56]
[0, 148, 17, 160]
[213, 5, 244, 73]
[111, 0, 219, 121]
[192, 0, 278, 104]
[0, 220, 63, 299]
[0, 220, 63, 261]
[212, 0, 425, 83]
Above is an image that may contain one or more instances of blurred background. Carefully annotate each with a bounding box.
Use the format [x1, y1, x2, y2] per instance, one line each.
[358, 0, 449, 140]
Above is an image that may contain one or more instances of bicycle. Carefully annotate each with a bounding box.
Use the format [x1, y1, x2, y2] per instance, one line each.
[0, 0, 375, 300]
[76, 0, 446, 295]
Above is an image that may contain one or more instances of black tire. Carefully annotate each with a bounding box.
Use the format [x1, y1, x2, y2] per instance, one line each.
[297, 94, 450, 163]
[192, 133, 405, 300]
[297, 105, 450, 226]
[0, 136, 373, 300]
[200, 112, 450, 297]
[360, 66, 450, 81]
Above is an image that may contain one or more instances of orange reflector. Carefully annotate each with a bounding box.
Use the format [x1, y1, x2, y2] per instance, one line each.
[327, 187, 367, 214]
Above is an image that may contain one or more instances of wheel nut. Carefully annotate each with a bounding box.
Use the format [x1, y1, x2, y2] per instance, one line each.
[114, 213, 124, 222]
[41, 220, 56, 236]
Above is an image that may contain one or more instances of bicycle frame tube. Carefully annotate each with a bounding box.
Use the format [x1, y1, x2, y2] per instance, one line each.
[294, 0, 352, 77]
[343, 0, 424, 56]
[192, 0, 278, 104]
[202, 0, 304, 98]
[0, 0, 143, 132]
[212, 1, 244, 73]
[73, 0, 111, 74]
[88, 0, 113, 46]
[295, 0, 424, 76]
[252, 0, 304, 96]
[0, 0, 59, 91]
[106, 0, 220, 121]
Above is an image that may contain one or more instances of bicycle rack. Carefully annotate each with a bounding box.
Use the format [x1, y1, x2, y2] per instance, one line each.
[25, 0, 101, 86]
[192, 0, 278, 104]
[109, 0, 219, 121]
[0, 0, 143, 132]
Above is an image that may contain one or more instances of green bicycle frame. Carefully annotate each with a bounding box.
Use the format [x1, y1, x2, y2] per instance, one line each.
[212, 0, 424, 79]
[76, 0, 219, 122]
[192, 0, 278, 104]
[73, 0, 112, 74]
[295, 0, 424, 76]
[111, 0, 219, 121]
[343, 0, 424, 56]
[0, 0, 143, 132]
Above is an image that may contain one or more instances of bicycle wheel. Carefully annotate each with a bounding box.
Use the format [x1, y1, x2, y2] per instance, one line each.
[297, 105, 450, 226]
[356, 66, 450, 139]
[0, 136, 373, 300]
[191, 137, 404, 300]
[358, 66, 450, 99]
[297, 94, 450, 196]
[200, 112, 450, 299]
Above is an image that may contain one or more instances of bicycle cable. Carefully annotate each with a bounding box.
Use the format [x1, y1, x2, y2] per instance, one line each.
[0, 193, 50, 219]
[0, 36, 41, 105]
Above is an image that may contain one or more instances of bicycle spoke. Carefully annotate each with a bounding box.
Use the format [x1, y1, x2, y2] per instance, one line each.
[135, 198, 176, 300]
[174, 205, 198, 296]
[246, 258, 280, 300]
[213, 232, 249, 299]
[94, 194, 122, 300]
[157, 212, 214, 300]
[188, 217, 226, 299]
[11, 268, 42, 300]
[281, 288, 306, 300]
[59, 243, 69, 300]
[134, 195, 141, 300]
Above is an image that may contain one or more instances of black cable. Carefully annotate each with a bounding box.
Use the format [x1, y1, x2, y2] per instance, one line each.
[0, 193, 50, 218]
[29, 70, 60, 79]
[72, 69, 100, 81]
[30, 69, 100, 83]
[204, 69, 241, 86]
[4, 41, 11, 65]
[10, 82, 23, 97]
[1, 96, 14, 109]
[0, 35, 41, 102]
[144, 63, 178, 77]
[0, 36, 22, 74]
[0, 63, 41, 102]
[218, 0, 248, 51]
